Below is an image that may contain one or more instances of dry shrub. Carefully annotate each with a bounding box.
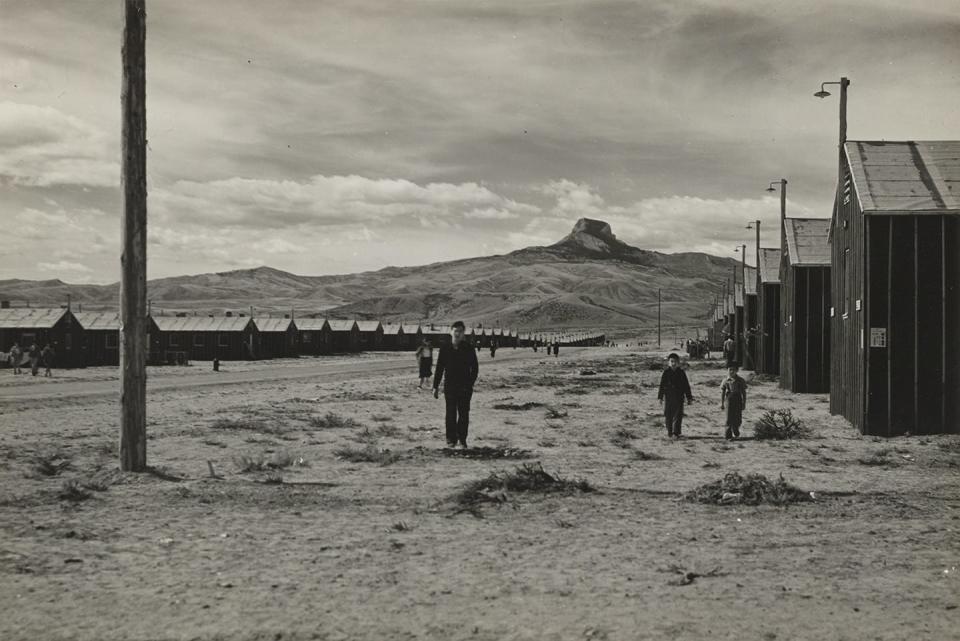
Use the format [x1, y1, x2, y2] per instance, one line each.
[538, 438, 557, 448]
[753, 409, 811, 440]
[858, 451, 897, 467]
[309, 412, 359, 429]
[375, 423, 402, 438]
[233, 450, 303, 472]
[441, 446, 533, 460]
[263, 471, 284, 484]
[611, 428, 637, 448]
[685, 472, 811, 506]
[32, 455, 71, 477]
[492, 402, 545, 411]
[451, 462, 594, 512]
[58, 480, 92, 502]
[334, 446, 400, 465]
[544, 405, 569, 419]
[371, 414, 393, 422]
[211, 417, 286, 435]
[632, 449, 664, 461]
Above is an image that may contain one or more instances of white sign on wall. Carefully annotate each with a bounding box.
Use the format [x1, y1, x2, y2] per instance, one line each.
[870, 327, 887, 348]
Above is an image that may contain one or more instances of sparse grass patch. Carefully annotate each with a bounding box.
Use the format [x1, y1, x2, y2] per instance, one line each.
[351, 427, 379, 444]
[441, 446, 533, 460]
[375, 423, 402, 438]
[753, 409, 812, 440]
[576, 440, 598, 448]
[371, 414, 394, 422]
[632, 450, 665, 461]
[334, 445, 400, 465]
[233, 450, 304, 472]
[211, 417, 287, 435]
[493, 402, 545, 411]
[611, 427, 637, 448]
[263, 471, 284, 484]
[202, 439, 228, 448]
[58, 480, 93, 503]
[538, 438, 557, 448]
[309, 412, 359, 429]
[858, 451, 898, 467]
[685, 472, 811, 506]
[31, 455, 71, 477]
[544, 405, 569, 419]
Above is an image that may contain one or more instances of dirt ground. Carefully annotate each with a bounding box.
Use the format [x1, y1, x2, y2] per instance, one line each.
[0, 347, 957, 641]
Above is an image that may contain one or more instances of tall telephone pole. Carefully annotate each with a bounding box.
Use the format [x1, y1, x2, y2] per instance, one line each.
[120, 0, 148, 472]
[657, 288, 661, 348]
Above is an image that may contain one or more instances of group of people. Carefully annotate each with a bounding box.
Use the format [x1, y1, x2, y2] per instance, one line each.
[415, 323, 748, 450]
[657, 352, 747, 440]
[5, 342, 56, 377]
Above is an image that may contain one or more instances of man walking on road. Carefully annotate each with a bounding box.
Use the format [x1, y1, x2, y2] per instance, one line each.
[433, 321, 479, 449]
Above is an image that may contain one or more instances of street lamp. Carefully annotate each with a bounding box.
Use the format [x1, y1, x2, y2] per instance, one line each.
[766, 179, 788, 254]
[814, 77, 851, 146]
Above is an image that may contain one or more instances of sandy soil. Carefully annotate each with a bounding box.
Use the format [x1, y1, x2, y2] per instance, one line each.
[0, 347, 957, 641]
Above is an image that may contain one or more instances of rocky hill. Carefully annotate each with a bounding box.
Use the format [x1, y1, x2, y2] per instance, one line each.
[0, 219, 734, 333]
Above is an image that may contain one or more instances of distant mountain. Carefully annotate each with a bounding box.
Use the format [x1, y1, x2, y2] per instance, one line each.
[0, 218, 735, 333]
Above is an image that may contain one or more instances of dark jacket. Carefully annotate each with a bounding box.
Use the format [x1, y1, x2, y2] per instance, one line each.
[658, 367, 693, 403]
[434, 341, 479, 391]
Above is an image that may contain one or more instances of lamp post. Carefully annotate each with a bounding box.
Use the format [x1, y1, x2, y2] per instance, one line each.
[767, 179, 788, 257]
[814, 77, 851, 148]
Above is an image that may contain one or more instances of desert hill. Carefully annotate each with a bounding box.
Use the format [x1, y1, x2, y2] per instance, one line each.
[0, 219, 734, 333]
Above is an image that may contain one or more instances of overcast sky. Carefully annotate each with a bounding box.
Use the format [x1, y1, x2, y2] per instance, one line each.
[1, 0, 958, 283]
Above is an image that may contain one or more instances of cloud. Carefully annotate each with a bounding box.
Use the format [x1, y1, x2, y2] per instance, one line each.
[0, 102, 118, 187]
[37, 260, 92, 274]
[154, 174, 540, 228]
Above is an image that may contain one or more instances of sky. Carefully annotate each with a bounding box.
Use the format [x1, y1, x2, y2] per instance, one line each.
[1, 0, 958, 284]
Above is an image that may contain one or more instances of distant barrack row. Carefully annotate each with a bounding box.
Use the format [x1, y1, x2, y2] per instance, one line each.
[0, 305, 606, 368]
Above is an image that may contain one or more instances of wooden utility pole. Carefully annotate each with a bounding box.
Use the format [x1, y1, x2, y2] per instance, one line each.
[657, 288, 661, 348]
[120, 0, 148, 472]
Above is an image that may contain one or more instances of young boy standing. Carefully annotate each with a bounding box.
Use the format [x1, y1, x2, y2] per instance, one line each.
[657, 353, 694, 438]
[720, 365, 748, 440]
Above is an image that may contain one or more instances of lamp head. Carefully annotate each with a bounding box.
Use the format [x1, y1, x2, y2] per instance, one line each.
[765, 186, 776, 192]
[814, 89, 831, 98]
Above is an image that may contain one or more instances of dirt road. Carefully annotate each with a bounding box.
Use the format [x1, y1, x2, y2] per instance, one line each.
[0, 347, 579, 402]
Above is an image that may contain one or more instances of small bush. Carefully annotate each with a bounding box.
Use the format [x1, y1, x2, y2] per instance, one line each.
[309, 412, 359, 429]
[375, 423, 402, 438]
[544, 405, 569, 419]
[538, 438, 557, 448]
[334, 446, 400, 465]
[632, 449, 664, 461]
[263, 472, 284, 484]
[58, 480, 92, 502]
[33, 455, 71, 477]
[451, 462, 594, 511]
[858, 452, 897, 467]
[371, 414, 394, 423]
[492, 402, 545, 411]
[233, 450, 303, 472]
[351, 427, 379, 443]
[685, 472, 811, 506]
[611, 428, 637, 448]
[211, 417, 288, 435]
[441, 446, 533, 460]
[753, 410, 811, 440]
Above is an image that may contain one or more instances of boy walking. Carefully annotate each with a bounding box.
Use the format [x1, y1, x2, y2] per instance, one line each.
[720, 365, 747, 439]
[9, 342, 22, 375]
[657, 353, 694, 438]
[414, 339, 433, 390]
[433, 321, 479, 449]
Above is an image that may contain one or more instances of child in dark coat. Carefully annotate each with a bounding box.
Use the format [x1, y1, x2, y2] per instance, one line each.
[657, 353, 694, 438]
[720, 365, 747, 439]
